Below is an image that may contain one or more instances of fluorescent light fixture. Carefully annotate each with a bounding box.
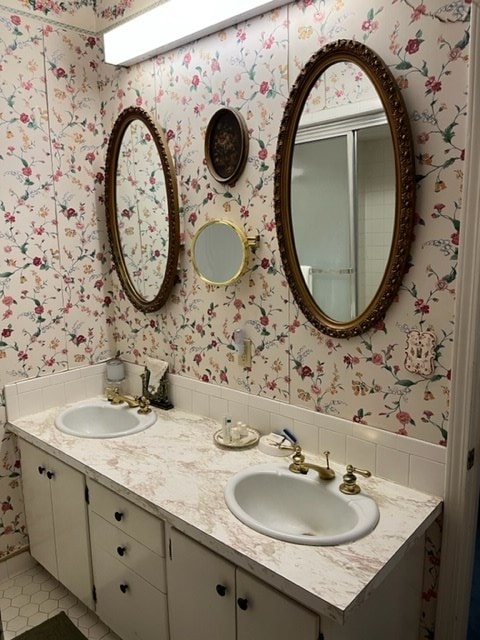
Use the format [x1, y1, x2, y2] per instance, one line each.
[104, 0, 289, 66]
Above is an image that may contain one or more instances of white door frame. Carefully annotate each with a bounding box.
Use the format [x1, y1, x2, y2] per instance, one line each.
[436, 5, 480, 638]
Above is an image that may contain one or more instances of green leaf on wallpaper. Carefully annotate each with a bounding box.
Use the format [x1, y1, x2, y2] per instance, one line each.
[396, 60, 412, 70]
[7, 95, 15, 108]
[0, 342, 7, 348]
[0, 272, 13, 278]
[430, 374, 444, 382]
[443, 267, 457, 283]
[456, 30, 470, 50]
[367, 8, 374, 19]
[452, 218, 460, 231]
[442, 123, 458, 143]
[397, 379, 415, 387]
[442, 157, 456, 169]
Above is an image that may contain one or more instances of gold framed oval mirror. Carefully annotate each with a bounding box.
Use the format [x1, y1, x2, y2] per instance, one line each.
[105, 106, 180, 313]
[274, 40, 415, 338]
[192, 220, 259, 286]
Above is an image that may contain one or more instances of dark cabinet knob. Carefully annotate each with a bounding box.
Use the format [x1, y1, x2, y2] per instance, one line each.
[114, 511, 123, 522]
[119, 583, 128, 594]
[237, 597, 248, 611]
[38, 466, 45, 475]
[46, 470, 55, 480]
[216, 584, 227, 597]
[117, 546, 126, 557]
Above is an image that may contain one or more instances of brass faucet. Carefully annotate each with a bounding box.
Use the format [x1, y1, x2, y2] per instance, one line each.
[339, 465, 372, 494]
[105, 386, 152, 414]
[289, 445, 335, 480]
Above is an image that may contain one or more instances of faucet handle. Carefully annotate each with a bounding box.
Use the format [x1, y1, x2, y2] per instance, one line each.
[137, 395, 152, 414]
[105, 385, 120, 402]
[340, 464, 372, 495]
[289, 445, 307, 474]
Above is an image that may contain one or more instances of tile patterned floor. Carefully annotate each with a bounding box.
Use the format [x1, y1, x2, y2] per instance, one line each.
[0, 562, 121, 639]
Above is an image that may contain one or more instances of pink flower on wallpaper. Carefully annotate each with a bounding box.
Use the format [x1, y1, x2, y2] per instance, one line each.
[405, 38, 422, 54]
[361, 19, 378, 33]
[259, 81, 270, 95]
[425, 76, 442, 93]
[396, 411, 412, 426]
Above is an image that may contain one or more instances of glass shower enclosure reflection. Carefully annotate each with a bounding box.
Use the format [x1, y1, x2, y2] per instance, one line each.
[292, 123, 395, 323]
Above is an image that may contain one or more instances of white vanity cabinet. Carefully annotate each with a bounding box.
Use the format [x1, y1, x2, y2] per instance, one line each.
[167, 527, 320, 640]
[19, 439, 93, 608]
[87, 479, 169, 640]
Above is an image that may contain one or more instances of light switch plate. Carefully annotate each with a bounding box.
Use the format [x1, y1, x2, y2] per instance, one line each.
[404, 330, 436, 376]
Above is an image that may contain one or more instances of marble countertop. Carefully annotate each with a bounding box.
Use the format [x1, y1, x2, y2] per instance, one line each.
[7, 400, 442, 624]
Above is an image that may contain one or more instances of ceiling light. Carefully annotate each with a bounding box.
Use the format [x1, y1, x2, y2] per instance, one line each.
[103, 0, 289, 67]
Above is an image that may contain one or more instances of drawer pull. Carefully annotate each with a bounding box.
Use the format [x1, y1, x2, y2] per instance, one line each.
[38, 466, 45, 475]
[237, 597, 248, 611]
[114, 511, 123, 522]
[46, 470, 55, 480]
[117, 546, 126, 557]
[119, 583, 129, 594]
[216, 584, 227, 597]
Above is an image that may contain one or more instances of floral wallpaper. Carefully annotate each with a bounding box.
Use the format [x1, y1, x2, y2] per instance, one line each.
[0, 2, 472, 634]
[100, 0, 469, 448]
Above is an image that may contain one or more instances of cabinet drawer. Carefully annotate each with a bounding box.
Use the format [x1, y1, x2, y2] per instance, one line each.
[88, 479, 164, 556]
[92, 545, 168, 640]
[90, 511, 166, 593]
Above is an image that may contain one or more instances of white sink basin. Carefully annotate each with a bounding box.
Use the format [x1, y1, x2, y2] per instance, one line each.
[225, 463, 379, 545]
[55, 399, 157, 438]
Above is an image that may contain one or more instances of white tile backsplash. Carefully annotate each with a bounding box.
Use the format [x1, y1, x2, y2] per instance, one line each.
[346, 436, 377, 473]
[3, 367, 447, 496]
[409, 456, 445, 496]
[376, 446, 410, 487]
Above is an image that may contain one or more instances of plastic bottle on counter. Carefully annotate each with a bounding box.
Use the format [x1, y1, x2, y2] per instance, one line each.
[222, 417, 232, 444]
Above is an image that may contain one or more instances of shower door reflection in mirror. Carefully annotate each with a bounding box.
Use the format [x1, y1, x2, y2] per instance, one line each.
[292, 121, 395, 323]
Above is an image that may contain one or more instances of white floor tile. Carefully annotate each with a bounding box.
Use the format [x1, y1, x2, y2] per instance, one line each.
[0, 564, 121, 639]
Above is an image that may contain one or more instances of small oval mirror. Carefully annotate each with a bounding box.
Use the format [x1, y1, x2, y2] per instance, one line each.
[192, 220, 258, 286]
[105, 107, 180, 312]
[275, 40, 415, 338]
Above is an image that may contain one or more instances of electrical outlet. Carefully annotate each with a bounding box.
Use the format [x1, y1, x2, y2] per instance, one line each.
[238, 338, 252, 368]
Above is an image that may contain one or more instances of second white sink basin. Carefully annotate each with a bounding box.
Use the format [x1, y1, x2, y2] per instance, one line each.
[55, 399, 157, 438]
[225, 463, 379, 545]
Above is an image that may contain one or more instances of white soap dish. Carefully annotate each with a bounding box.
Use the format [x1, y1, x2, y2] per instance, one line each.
[258, 434, 293, 457]
[214, 427, 259, 450]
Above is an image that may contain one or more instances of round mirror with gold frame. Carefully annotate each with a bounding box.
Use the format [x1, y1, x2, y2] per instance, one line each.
[274, 40, 415, 338]
[192, 220, 259, 286]
[105, 106, 180, 313]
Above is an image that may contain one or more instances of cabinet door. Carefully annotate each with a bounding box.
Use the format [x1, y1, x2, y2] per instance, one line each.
[50, 456, 93, 609]
[20, 440, 93, 609]
[236, 568, 320, 640]
[20, 440, 57, 578]
[167, 528, 236, 640]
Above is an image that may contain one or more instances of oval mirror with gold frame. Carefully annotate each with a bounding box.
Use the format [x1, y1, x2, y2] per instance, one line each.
[105, 106, 180, 313]
[192, 220, 259, 286]
[274, 40, 415, 338]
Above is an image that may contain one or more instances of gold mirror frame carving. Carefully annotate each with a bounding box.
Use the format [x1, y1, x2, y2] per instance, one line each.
[105, 106, 180, 313]
[274, 40, 415, 338]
